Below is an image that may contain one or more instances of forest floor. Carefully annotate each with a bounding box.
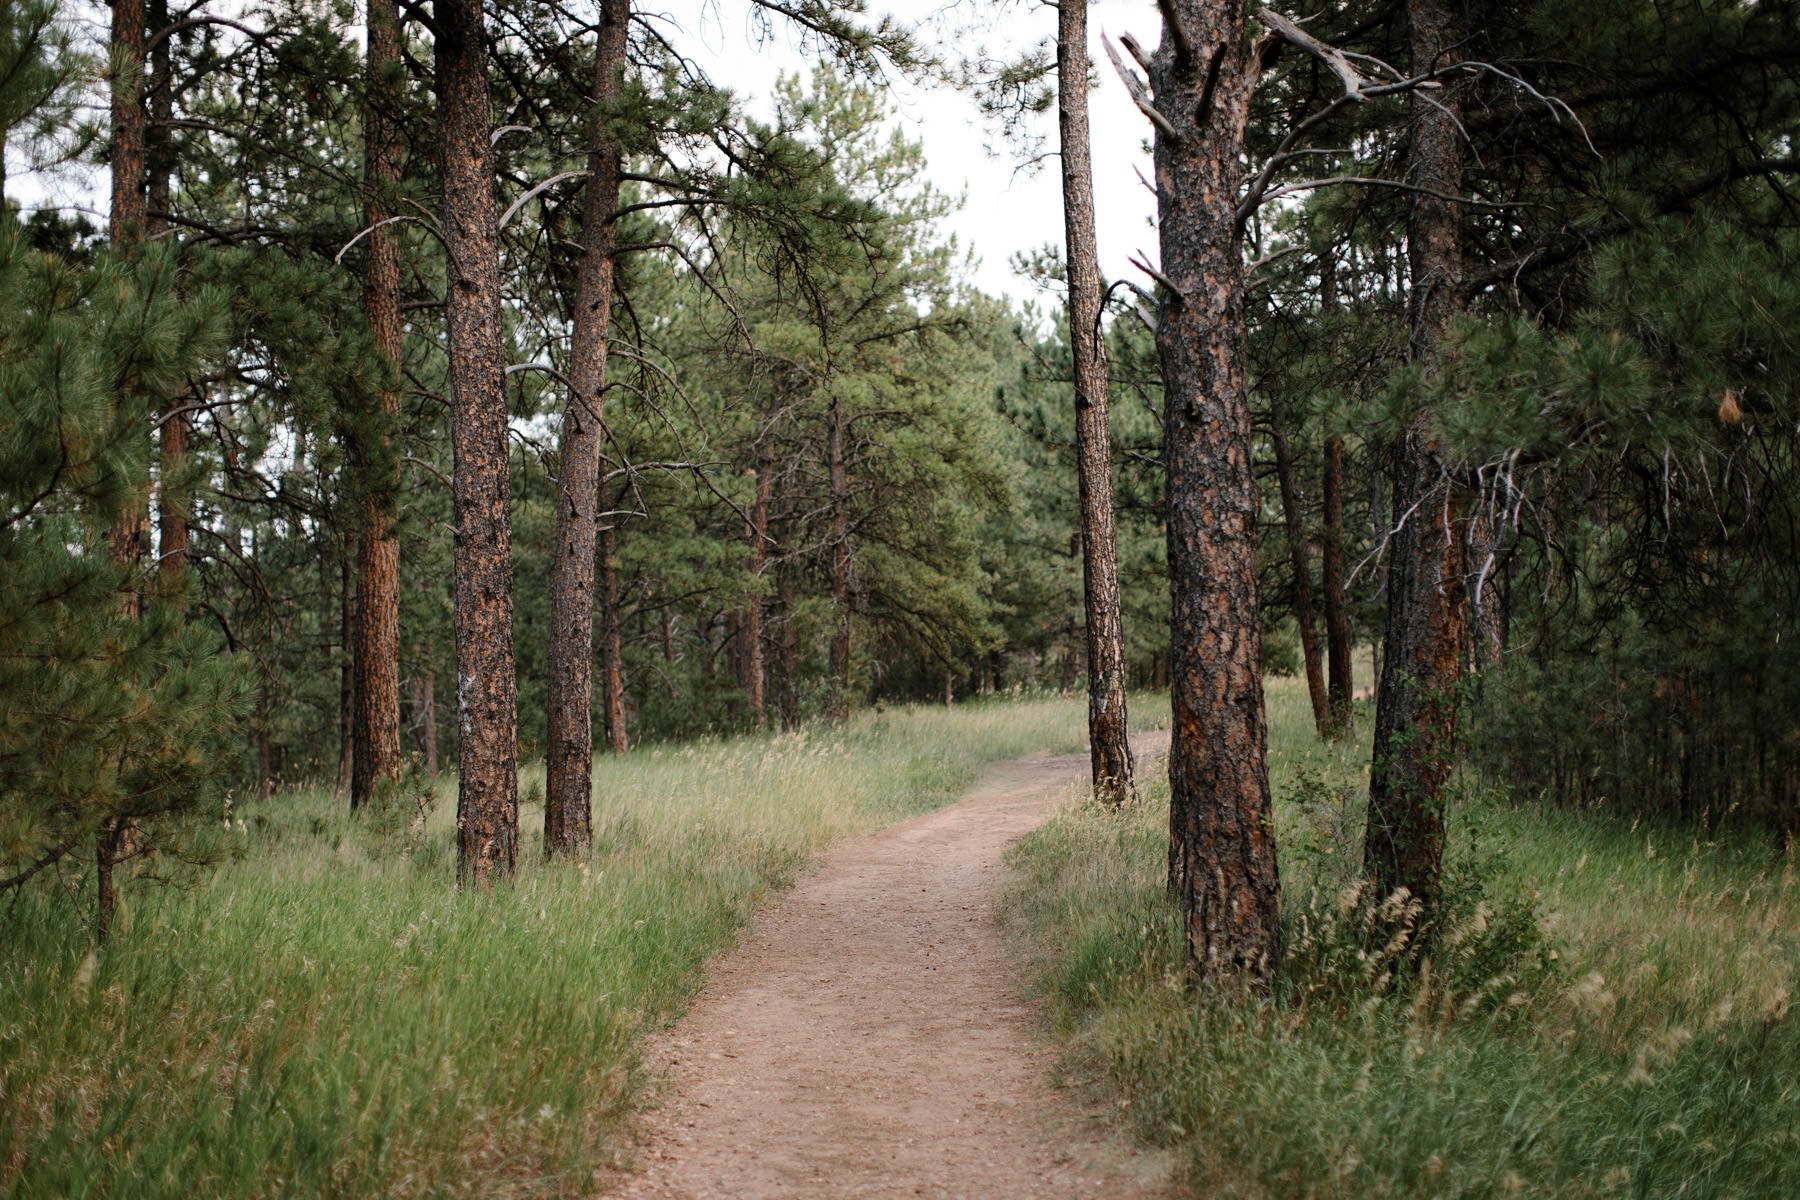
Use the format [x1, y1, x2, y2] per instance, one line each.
[606, 733, 1174, 1200]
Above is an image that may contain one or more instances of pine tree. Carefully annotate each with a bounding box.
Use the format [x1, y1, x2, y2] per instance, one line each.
[436, 0, 519, 886]
[0, 221, 244, 939]
[544, 0, 631, 859]
[1056, 0, 1135, 803]
[1145, 2, 1284, 984]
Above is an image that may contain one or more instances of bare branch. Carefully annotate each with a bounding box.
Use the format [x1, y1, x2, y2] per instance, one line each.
[499, 170, 590, 230]
[1103, 36, 1177, 139]
[1128, 251, 1180, 297]
[1255, 7, 1367, 98]
[1258, 174, 1519, 210]
[333, 214, 433, 265]
[1155, 0, 1194, 65]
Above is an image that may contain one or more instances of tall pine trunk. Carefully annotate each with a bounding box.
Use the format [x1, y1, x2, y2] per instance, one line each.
[544, 0, 630, 856]
[1363, 0, 1469, 917]
[1058, 0, 1135, 803]
[147, 0, 189, 598]
[1270, 423, 1329, 735]
[1150, 2, 1282, 983]
[109, 0, 148, 242]
[107, 0, 149, 612]
[352, 0, 406, 809]
[437, 0, 519, 886]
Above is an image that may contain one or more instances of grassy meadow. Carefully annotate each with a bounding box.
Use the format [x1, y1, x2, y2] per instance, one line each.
[1006, 673, 1800, 1198]
[0, 696, 1096, 1199]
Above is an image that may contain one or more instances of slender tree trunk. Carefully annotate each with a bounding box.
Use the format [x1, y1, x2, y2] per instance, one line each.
[827, 399, 852, 723]
[1317, 258, 1353, 734]
[544, 0, 630, 854]
[744, 459, 771, 729]
[337, 554, 356, 797]
[255, 680, 274, 798]
[437, 0, 519, 886]
[1270, 423, 1329, 734]
[107, 0, 150, 613]
[659, 601, 678, 698]
[94, 816, 129, 943]
[412, 672, 439, 777]
[352, 0, 407, 810]
[1321, 432, 1354, 733]
[1364, 0, 1469, 918]
[776, 558, 799, 729]
[724, 610, 745, 714]
[1150, 2, 1282, 983]
[146, 0, 190, 599]
[1465, 510, 1504, 669]
[109, 0, 148, 243]
[598, 470, 629, 753]
[1058, 0, 1135, 803]
[696, 614, 715, 692]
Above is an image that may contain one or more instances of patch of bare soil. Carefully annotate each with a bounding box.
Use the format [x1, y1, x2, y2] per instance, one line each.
[604, 732, 1173, 1200]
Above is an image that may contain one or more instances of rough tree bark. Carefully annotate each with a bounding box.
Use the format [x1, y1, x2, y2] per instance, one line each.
[544, 0, 630, 856]
[437, 0, 519, 886]
[1270, 422, 1329, 735]
[352, 0, 406, 810]
[1058, 0, 1136, 803]
[1363, 0, 1469, 917]
[109, 0, 148, 242]
[1149, 1, 1282, 983]
[106, 0, 150, 615]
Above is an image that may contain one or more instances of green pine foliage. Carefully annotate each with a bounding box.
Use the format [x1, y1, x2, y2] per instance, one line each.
[0, 220, 246, 908]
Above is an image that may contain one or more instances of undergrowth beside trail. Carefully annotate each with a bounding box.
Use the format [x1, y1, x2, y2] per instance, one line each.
[1005, 675, 1800, 1199]
[1, 696, 1095, 1199]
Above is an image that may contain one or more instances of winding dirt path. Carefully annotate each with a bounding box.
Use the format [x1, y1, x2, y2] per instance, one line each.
[607, 732, 1172, 1200]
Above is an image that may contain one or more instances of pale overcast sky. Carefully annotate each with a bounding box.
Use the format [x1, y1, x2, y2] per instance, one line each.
[8, 1, 1164, 305]
[682, 0, 1163, 304]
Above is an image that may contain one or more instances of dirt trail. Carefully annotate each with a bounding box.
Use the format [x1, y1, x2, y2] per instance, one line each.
[607, 732, 1172, 1200]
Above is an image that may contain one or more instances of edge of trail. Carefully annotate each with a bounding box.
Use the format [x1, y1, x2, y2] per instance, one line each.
[601, 728, 1175, 1200]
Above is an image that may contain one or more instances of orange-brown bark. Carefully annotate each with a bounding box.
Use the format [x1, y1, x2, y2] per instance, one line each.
[545, 0, 631, 854]
[1364, 0, 1471, 916]
[352, 0, 406, 809]
[437, 0, 519, 886]
[1150, 1, 1282, 983]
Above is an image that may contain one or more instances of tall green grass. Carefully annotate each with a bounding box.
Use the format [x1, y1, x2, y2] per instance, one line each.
[1006, 675, 1800, 1199]
[1, 696, 1092, 1199]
